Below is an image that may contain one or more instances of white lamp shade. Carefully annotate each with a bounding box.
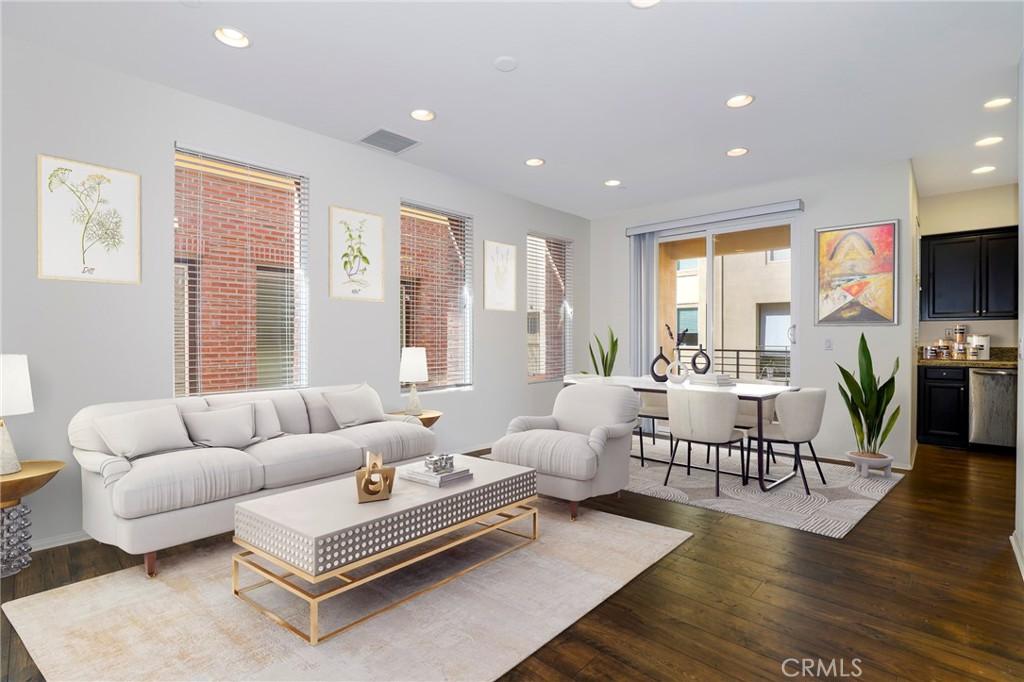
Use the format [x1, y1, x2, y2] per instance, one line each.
[399, 347, 429, 384]
[1, 354, 34, 416]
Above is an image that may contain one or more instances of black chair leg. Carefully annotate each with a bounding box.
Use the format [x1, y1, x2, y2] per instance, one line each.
[686, 441, 692, 475]
[638, 426, 645, 467]
[794, 443, 810, 495]
[663, 438, 680, 486]
[807, 441, 826, 484]
[715, 445, 721, 496]
[651, 418, 656, 445]
[706, 444, 711, 465]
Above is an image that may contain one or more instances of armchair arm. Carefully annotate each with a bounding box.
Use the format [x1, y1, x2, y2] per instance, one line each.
[588, 421, 638, 454]
[73, 449, 131, 487]
[383, 413, 421, 425]
[506, 415, 559, 435]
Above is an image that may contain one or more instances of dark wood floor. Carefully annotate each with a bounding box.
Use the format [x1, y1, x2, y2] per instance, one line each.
[3, 444, 1022, 681]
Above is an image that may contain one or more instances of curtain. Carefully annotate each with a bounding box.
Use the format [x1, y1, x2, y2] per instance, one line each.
[628, 231, 658, 376]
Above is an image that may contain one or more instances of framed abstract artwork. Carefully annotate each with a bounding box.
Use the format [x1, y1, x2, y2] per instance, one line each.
[38, 154, 141, 283]
[815, 220, 898, 325]
[483, 240, 516, 311]
[329, 206, 384, 301]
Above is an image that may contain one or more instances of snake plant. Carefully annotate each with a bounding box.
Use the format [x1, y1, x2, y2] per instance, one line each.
[836, 333, 901, 455]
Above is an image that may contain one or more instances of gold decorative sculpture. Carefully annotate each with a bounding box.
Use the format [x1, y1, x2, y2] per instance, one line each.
[355, 452, 395, 503]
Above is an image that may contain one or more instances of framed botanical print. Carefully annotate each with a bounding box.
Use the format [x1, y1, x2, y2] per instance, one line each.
[484, 240, 516, 311]
[329, 206, 384, 301]
[38, 154, 141, 283]
[816, 220, 898, 325]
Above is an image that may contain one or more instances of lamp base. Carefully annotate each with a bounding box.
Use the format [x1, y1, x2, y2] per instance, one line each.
[0, 419, 22, 476]
[405, 385, 423, 416]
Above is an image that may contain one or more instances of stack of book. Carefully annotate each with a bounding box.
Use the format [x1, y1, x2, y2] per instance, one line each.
[400, 465, 473, 488]
[687, 373, 736, 387]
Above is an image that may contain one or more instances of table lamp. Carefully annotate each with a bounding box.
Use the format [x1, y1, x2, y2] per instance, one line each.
[1, 354, 34, 475]
[399, 347, 428, 416]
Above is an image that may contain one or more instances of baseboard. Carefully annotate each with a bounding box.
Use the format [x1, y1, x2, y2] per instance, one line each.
[32, 530, 90, 552]
[1011, 533, 1024, 585]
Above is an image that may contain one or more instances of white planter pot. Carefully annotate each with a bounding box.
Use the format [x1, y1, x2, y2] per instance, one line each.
[846, 451, 894, 478]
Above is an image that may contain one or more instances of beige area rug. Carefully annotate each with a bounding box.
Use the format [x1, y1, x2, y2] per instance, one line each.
[3, 498, 689, 682]
[627, 436, 902, 538]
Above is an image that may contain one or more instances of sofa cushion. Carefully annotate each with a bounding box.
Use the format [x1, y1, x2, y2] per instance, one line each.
[329, 421, 436, 464]
[205, 399, 283, 440]
[324, 384, 385, 428]
[244, 434, 364, 488]
[300, 385, 366, 433]
[205, 390, 309, 435]
[183, 404, 260, 449]
[490, 430, 598, 481]
[110, 448, 264, 519]
[94, 404, 194, 460]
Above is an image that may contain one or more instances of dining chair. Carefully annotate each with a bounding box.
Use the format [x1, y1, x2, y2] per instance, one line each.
[746, 388, 827, 495]
[664, 388, 746, 496]
[636, 392, 670, 467]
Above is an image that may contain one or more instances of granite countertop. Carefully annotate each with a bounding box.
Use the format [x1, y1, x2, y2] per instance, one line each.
[917, 346, 1018, 369]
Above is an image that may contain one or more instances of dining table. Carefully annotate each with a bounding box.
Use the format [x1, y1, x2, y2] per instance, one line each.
[564, 374, 797, 491]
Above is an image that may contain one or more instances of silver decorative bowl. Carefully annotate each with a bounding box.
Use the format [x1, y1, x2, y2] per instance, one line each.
[424, 453, 455, 474]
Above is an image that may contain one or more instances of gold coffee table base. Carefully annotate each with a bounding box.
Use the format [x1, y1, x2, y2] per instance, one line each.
[232, 497, 538, 645]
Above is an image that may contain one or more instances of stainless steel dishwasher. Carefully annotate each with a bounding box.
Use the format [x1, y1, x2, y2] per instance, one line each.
[968, 368, 1018, 447]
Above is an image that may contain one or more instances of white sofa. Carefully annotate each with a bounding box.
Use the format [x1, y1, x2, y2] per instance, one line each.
[68, 384, 437, 574]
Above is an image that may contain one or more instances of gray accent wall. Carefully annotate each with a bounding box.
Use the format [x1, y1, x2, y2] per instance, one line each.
[1, 39, 590, 547]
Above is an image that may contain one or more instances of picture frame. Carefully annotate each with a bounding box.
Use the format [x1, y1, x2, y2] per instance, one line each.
[329, 205, 384, 302]
[815, 219, 899, 326]
[37, 154, 141, 284]
[483, 240, 516, 311]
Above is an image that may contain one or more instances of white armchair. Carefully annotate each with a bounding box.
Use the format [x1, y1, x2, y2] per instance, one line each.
[491, 383, 640, 519]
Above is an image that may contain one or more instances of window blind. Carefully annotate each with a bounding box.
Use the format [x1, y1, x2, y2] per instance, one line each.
[173, 148, 309, 396]
[527, 234, 574, 381]
[399, 203, 473, 390]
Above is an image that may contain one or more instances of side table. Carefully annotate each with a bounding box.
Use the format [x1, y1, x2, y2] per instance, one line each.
[1, 460, 65, 577]
[390, 409, 443, 428]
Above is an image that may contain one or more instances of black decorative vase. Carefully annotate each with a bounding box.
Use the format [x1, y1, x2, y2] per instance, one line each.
[690, 345, 711, 375]
[650, 346, 670, 382]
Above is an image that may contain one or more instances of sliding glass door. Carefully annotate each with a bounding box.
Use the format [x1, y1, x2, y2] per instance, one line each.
[657, 224, 792, 382]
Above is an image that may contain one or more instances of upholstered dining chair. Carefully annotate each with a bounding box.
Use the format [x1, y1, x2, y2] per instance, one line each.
[636, 392, 670, 467]
[664, 388, 746, 496]
[746, 388, 827, 495]
[491, 383, 640, 520]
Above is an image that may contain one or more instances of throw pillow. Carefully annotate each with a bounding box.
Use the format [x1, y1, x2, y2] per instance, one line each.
[211, 399, 283, 440]
[94, 404, 193, 460]
[183, 404, 260, 449]
[324, 383, 385, 428]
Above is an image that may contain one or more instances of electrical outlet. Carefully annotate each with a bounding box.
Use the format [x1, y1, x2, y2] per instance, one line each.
[824, 338, 833, 351]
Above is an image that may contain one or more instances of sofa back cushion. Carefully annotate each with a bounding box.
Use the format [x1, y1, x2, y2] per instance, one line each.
[552, 383, 640, 436]
[183, 404, 260, 449]
[205, 390, 309, 435]
[69, 397, 208, 455]
[94, 404, 195, 459]
[323, 384, 385, 428]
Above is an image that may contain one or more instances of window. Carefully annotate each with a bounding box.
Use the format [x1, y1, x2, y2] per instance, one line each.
[527, 234, 573, 381]
[676, 306, 699, 347]
[173, 148, 309, 396]
[758, 302, 791, 349]
[767, 247, 791, 262]
[400, 203, 473, 390]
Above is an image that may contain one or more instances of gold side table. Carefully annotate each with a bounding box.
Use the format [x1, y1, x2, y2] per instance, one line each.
[1, 460, 65, 577]
[390, 409, 442, 428]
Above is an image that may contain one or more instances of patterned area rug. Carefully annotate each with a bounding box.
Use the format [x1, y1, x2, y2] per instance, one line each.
[3, 498, 688, 681]
[627, 436, 902, 538]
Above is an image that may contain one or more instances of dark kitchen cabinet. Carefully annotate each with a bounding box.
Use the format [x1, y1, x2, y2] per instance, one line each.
[920, 226, 1018, 320]
[917, 366, 968, 447]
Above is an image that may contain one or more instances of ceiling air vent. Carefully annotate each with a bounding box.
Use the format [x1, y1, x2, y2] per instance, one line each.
[359, 129, 419, 154]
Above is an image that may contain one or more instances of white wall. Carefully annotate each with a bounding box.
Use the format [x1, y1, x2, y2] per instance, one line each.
[0, 39, 590, 547]
[589, 161, 915, 468]
[918, 183, 1019, 347]
[1013, 48, 1024, 583]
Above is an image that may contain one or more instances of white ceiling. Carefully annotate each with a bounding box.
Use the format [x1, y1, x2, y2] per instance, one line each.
[4, 1, 1021, 219]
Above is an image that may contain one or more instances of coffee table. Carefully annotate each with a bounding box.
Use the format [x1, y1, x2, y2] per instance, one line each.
[232, 455, 538, 644]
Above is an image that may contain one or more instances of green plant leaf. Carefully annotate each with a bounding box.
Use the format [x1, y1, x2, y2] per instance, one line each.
[878, 404, 901, 450]
[589, 343, 600, 375]
[838, 384, 866, 452]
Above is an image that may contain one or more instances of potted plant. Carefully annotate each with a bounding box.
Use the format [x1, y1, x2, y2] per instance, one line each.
[588, 327, 618, 377]
[836, 333, 900, 477]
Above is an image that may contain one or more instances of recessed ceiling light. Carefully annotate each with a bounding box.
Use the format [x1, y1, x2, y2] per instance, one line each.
[975, 136, 1004, 147]
[494, 56, 519, 72]
[726, 94, 755, 108]
[410, 109, 436, 122]
[525, 158, 545, 167]
[604, 179, 622, 187]
[971, 165, 996, 174]
[726, 147, 749, 157]
[984, 97, 1012, 109]
[630, 0, 662, 8]
[214, 26, 250, 49]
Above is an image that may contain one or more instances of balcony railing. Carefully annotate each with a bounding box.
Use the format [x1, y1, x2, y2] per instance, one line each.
[673, 346, 791, 383]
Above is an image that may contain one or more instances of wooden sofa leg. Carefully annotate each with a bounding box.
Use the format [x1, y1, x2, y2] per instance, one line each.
[144, 551, 157, 577]
[569, 501, 578, 521]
